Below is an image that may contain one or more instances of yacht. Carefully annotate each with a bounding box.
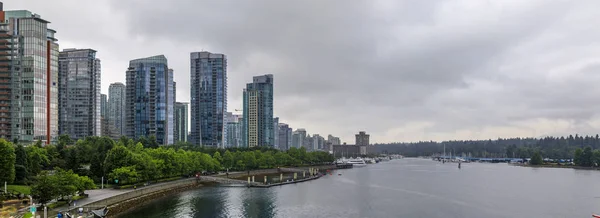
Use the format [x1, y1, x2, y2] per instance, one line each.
[346, 158, 367, 167]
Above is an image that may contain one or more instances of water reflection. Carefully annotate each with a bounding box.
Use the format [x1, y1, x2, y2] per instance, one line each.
[189, 187, 226, 218]
[242, 188, 276, 218]
[120, 159, 600, 218]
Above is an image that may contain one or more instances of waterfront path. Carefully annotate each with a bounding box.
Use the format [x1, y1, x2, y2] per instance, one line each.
[52, 187, 132, 212]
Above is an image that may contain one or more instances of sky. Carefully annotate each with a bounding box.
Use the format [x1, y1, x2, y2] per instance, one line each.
[6, 0, 600, 144]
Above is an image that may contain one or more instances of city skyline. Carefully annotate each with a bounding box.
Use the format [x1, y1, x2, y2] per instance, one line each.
[6, 0, 600, 143]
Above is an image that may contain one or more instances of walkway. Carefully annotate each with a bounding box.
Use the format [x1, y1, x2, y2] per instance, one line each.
[52, 188, 131, 212]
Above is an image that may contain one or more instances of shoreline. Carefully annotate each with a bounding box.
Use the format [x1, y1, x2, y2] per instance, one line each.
[511, 163, 600, 170]
[75, 165, 338, 217]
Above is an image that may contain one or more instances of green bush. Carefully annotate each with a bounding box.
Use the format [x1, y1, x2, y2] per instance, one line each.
[47, 200, 68, 209]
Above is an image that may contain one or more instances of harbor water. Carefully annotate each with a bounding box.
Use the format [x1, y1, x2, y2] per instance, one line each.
[119, 158, 600, 218]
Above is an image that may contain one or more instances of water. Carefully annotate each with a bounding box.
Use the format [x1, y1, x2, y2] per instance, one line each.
[120, 158, 600, 218]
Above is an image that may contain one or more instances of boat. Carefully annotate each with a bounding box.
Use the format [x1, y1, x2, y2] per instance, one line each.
[346, 158, 367, 167]
[364, 158, 376, 164]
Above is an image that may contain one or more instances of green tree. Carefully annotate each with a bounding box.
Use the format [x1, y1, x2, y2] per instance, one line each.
[54, 168, 78, 199]
[213, 151, 223, 164]
[104, 145, 133, 174]
[31, 171, 57, 205]
[530, 152, 543, 165]
[14, 144, 28, 184]
[75, 176, 96, 195]
[58, 134, 73, 147]
[26, 146, 49, 176]
[0, 139, 15, 183]
[222, 150, 234, 170]
[574, 148, 583, 166]
[582, 146, 594, 167]
[109, 166, 139, 185]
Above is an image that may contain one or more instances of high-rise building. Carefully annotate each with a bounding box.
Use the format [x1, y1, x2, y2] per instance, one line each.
[190, 51, 227, 147]
[312, 134, 324, 151]
[292, 128, 306, 148]
[0, 4, 22, 140]
[58, 49, 101, 140]
[327, 134, 341, 145]
[273, 117, 279, 149]
[225, 114, 243, 148]
[356, 131, 370, 146]
[108, 82, 126, 135]
[2, 9, 59, 144]
[100, 93, 107, 118]
[242, 74, 274, 147]
[125, 55, 174, 145]
[278, 123, 292, 150]
[174, 102, 188, 143]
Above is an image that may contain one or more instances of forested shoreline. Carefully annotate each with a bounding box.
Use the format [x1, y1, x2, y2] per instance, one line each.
[374, 134, 600, 159]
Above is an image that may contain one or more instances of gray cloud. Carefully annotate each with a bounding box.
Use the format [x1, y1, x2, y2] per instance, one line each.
[6, 0, 600, 143]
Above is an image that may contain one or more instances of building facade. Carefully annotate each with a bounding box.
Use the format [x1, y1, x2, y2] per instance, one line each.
[242, 74, 274, 147]
[327, 134, 341, 146]
[125, 55, 174, 145]
[58, 49, 101, 140]
[0, 5, 22, 140]
[108, 82, 125, 135]
[100, 93, 107, 118]
[273, 117, 279, 149]
[174, 102, 188, 143]
[277, 123, 292, 150]
[291, 128, 306, 148]
[356, 131, 370, 146]
[190, 51, 227, 147]
[225, 114, 243, 148]
[3, 9, 59, 144]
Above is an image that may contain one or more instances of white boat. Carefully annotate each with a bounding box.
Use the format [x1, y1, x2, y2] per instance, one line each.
[346, 158, 367, 167]
[364, 158, 375, 164]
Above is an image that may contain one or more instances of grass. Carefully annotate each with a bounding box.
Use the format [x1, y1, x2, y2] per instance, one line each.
[72, 195, 86, 200]
[6, 185, 31, 195]
[47, 200, 68, 209]
[23, 212, 33, 218]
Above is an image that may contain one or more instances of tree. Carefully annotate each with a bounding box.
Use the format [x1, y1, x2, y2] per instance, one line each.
[104, 145, 132, 174]
[75, 176, 96, 195]
[109, 166, 139, 185]
[14, 144, 28, 184]
[530, 152, 543, 165]
[222, 150, 234, 170]
[31, 171, 57, 205]
[574, 148, 583, 166]
[26, 146, 49, 176]
[0, 139, 15, 183]
[58, 134, 73, 147]
[54, 168, 78, 199]
[581, 146, 594, 167]
[213, 151, 223, 165]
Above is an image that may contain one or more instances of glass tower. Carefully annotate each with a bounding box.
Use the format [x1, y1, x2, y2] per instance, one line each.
[58, 49, 101, 140]
[108, 82, 126, 135]
[125, 55, 174, 145]
[4, 10, 59, 144]
[242, 74, 274, 147]
[190, 51, 227, 147]
[174, 102, 188, 143]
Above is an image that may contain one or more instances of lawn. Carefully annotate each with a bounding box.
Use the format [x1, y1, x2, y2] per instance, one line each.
[7, 185, 31, 195]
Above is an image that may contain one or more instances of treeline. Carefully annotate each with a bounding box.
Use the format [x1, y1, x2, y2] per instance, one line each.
[375, 134, 600, 159]
[573, 147, 600, 167]
[0, 135, 334, 187]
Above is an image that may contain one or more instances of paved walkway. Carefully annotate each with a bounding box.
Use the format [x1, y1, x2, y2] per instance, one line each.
[52, 188, 131, 212]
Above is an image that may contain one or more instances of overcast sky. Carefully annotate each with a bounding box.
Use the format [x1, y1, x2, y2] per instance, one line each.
[6, 0, 600, 143]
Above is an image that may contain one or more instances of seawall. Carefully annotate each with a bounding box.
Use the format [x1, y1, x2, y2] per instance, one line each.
[59, 178, 201, 217]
